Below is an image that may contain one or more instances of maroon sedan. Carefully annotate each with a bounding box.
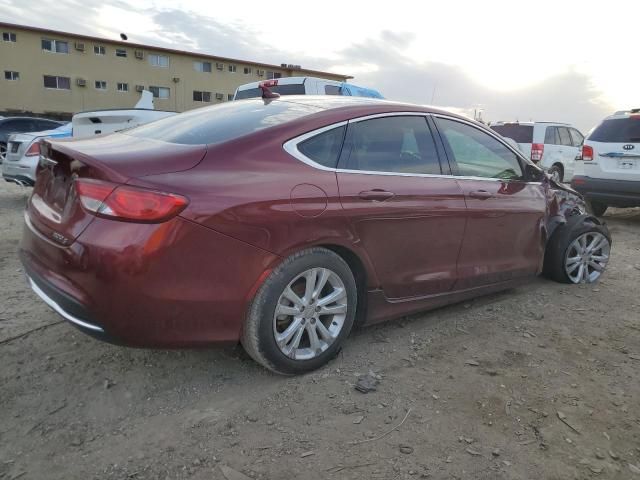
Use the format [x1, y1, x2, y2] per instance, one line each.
[20, 96, 611, 374]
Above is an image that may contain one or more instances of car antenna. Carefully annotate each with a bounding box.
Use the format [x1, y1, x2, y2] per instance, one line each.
[259, 80, 280, 100]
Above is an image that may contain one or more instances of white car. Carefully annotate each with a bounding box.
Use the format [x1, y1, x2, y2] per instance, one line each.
[72, 91, 176, 139]
[233, 76, 383, 100]
[490, 121, 584, 182]
[571, 109, 640, 216]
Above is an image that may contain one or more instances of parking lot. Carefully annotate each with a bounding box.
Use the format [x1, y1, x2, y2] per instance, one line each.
[1, 178, 639, 479]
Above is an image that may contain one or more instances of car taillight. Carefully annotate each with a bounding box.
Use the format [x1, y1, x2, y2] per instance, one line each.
[75, 179, 188, 223]
[25, 142, 41, 157]
[581, 145, 594, 161]
[530, 143, 544, 162]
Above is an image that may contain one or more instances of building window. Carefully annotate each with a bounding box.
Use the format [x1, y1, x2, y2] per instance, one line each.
[95, 80, 107, 90]
[4, 71, 19, 81]
[243, 67, 252, 75]
[42, 39, 69, 54]
[194, 61, 212, 73]
[2, 32, 17, 42]
[149, 86, 170, 99]
[43, 75, 71, 90]
[115, 48, 127, 58]
[193, 90, 211, 102]
[228, 64, 237, 73]
[117, 82, 129, 92]
[94, 45, 106, 55]
[149, 54, 169, 67]
[227, 94, 234, 101]
[266, 71, 282, 79]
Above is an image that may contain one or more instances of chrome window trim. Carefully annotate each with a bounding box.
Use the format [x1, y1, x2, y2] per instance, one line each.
[282, 121, 348, 172]
[28, 276, 104, 332]
[282, 111, 541, 184]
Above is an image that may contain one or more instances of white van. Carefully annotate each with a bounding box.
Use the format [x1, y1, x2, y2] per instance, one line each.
[233, 76, 383, 100]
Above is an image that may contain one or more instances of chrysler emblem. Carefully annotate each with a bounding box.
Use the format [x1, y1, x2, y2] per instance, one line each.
[623, 144, 635, 150]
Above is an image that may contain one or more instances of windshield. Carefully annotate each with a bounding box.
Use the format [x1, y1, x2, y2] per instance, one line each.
[588, 117, 640, 143]
[125, 99, 320, 145]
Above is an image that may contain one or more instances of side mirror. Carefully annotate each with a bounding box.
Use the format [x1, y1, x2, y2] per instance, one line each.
[525, 163, 545, 182]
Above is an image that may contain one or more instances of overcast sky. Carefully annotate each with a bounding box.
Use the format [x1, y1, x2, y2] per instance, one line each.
[2, 0, 638, 131]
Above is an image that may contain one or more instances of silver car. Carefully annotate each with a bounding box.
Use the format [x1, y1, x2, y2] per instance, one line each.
[2, 123, 71, 186]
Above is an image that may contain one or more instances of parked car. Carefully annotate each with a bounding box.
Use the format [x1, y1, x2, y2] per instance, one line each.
[490, 121, 584, 182]
[21, 96, 610, 374]
[0, 117, 64, 164]
[2, 123, 72, 186]
[571, 109, 640, 216]
[233, 76, 384, 100]
[72, 90, 177, 139]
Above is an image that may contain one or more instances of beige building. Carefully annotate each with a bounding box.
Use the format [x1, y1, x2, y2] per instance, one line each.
[0, 22, 351, 118]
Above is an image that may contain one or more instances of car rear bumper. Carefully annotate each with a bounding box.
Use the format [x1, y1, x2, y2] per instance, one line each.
[2, 160, 36, 186]
[20, 212, 280, 347]
[571, 176, 640, 207]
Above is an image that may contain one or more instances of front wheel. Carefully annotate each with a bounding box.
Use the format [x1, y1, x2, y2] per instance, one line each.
[543, 216, 611, 284]
[241, 248, 357, 375]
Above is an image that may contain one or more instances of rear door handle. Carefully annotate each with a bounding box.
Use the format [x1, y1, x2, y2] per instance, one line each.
[358, 189, 395, 201]
[468, 190, 492, 199]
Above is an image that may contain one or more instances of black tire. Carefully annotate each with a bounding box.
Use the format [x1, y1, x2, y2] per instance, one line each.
[0, 142, 7, 163]
[547, 164, 563, 183]
[587, 200, 608, 217]
[543, 215, 611, 284]
[241, 247, 357, 375]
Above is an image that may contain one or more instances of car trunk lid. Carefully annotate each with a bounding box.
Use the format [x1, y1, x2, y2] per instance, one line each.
[26, 135, 206, 246]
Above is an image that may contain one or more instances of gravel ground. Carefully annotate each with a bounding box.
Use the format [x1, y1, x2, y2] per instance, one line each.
[1, 180, 639, 480]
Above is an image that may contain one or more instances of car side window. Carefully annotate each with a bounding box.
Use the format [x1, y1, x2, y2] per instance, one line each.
[569, 128, 584, 147]
[557, 127, 573, 146]
[324, 85, 341, 95]
[341, 116, 442, 175]
[435, 118, 523, 180]
[298, 125, 346, 168]
[544, 126, 560, 145]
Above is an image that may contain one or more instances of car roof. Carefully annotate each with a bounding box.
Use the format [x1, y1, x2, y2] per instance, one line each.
[272, 95, 460, 117]
[605, 109, 640, 120]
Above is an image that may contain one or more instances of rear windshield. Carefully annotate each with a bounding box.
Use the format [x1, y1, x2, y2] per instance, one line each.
[588, 117, 640, 143]
[234, 84, 306, 100]
[125, 100, 320, 145]
[490, 124, 534, 143]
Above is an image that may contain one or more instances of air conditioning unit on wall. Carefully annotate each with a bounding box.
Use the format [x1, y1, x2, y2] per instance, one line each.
[257, 69, 264, 76]
[134, 50, 144, 59]
[76, 78, 86, 86]
[74, 42, 85, 51]
[215, 93, 224, 100]
[135, 84, 144, 92]
[216, 62, 224, 70]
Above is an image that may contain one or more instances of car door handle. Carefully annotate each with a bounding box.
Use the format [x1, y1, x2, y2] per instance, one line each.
[358, 189, 395, 201]
[468, 190, 493, 199]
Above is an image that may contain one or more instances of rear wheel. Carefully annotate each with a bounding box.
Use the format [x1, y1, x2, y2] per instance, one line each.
[544, 216, 611, 284]
[0, 142, 7, 163]
[241, 248, 357, 375]
[547, 164, 563, 183]
[587, 200, 608, 217]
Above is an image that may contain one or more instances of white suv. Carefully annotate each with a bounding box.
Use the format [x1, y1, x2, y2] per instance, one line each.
[490, 121, 584, 182]
[571, 109, 640, 216]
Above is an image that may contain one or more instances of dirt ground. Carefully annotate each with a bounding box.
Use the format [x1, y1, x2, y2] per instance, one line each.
[1, 179, 639, 480]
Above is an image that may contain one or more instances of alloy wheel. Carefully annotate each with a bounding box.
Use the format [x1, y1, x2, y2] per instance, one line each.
[564, 232, 610, 283]
[273, 267, 348, 360]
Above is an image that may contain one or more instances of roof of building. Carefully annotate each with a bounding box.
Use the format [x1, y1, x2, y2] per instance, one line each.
[0, 22, 353, 80]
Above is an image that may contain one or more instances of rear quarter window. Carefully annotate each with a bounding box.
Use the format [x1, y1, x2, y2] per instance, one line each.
[588, 117, 640, 143]
[298, 126, 346, 168]
[126, 100, 320, 145]
[490, 124, 533, 143]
